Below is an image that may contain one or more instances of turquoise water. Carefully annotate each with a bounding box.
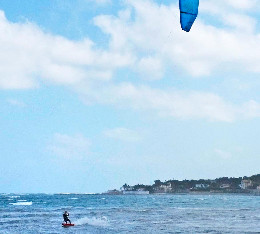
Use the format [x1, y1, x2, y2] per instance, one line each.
[0, 194, 259, 233]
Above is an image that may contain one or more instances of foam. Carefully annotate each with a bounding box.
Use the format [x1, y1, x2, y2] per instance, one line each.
[8, 196, 20, 198]
[74, 216, 109, 227]
[10, 201, 32, 206]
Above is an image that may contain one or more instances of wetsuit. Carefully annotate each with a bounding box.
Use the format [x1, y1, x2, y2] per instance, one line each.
[63, 213, 71, 224]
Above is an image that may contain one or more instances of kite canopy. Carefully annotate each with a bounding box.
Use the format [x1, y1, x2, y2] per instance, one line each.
[179, 0, 199, 32]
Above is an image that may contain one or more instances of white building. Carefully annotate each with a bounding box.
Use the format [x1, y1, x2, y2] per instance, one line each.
[123, 190, 149, 195]
[195, 184, 209, 189]
[220, 184, 231, 189]
[240, 180, 253, 189]
[154, 183, 172, 193]
[160, 184, 172, 192]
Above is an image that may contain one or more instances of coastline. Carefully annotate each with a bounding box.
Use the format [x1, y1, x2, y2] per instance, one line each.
[102, 190, 260, 196]
[105, 174, 260, 196]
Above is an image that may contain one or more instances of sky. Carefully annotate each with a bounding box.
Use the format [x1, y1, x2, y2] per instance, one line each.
[0, 0, 259, 193]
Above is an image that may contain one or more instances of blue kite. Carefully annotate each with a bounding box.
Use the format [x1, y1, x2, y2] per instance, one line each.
[179, 0, 199, 32]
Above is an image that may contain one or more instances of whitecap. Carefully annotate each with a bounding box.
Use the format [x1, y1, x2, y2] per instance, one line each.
[69, 198, 79, 200]
[10, 201, 32, 206]
[74, 216, 109, 227]
[8, 196, 20, 198]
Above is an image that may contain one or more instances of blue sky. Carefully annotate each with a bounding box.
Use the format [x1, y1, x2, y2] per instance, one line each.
[0, 0, 259, 193]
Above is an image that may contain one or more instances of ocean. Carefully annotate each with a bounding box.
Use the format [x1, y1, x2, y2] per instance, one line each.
[0, 193, 259, 233]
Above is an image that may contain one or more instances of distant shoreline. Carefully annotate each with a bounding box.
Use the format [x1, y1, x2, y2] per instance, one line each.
[102, 191, 260, 196]
[104, 174, 260, 196]
[1, 192, 259, 196]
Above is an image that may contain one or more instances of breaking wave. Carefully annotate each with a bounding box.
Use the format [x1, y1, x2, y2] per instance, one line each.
[74, 216, 109, 227]
[8, 196, 20, 198]
[10, 201, 32, 206]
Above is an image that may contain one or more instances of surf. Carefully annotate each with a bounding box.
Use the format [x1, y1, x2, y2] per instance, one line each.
[74, 216, 109, 227]
[10, 201, 32, 206]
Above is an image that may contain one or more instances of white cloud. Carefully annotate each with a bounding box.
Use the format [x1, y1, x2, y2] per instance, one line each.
[103, 127, 142, 142]
[7, 99, 26, 107]
[48, 133, 91, 159]
[0, 1, 260, 122]
[0, 10, 133, 89]
[1, 0, 260, 88]
[136, 57, 164, 80]
[94, 0, 260, 76]
[213, 0, 257, 11]
[79, 83, 260, 122]
[200, 0, 257, 32]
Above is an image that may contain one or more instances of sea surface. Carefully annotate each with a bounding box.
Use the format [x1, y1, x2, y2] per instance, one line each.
[0, 193, 259, 233]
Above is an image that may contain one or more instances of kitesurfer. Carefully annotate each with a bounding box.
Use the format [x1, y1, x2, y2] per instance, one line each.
[63, 211, 71, 224]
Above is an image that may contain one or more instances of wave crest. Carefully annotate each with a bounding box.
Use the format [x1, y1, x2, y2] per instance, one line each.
[74, 216, 109, 227]
[10, 201, 32, 206]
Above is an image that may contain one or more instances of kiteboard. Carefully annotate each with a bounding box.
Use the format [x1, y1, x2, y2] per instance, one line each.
[62, 223, 75, 227]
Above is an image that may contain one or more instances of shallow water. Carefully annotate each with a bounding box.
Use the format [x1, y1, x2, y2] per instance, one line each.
[0, 194, 259, 233]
